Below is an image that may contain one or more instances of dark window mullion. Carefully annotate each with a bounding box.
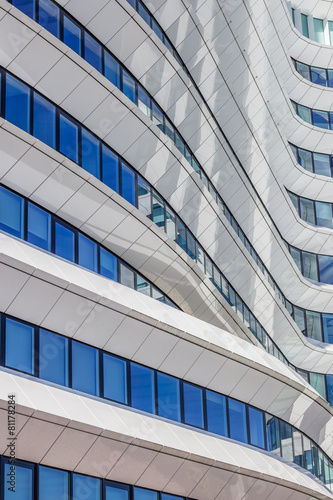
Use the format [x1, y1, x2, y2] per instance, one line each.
[34, 325, 39, 378]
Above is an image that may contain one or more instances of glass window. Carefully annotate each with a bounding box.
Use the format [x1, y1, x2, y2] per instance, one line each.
[165, 206, 176, 241]
[63, 15, 82, 56]
[12, 0, 36, 20]
[121, 163, 136, 206]
[27, 202, 51, 251]
[309, 372, 326, 400]
[289, 192, 299, 212]
[265, 414, 280, 455]
[280, 421, 293, 461]
[187, 232, 196, 260]
[316, 201, 333, 228]
[298, 148, 313, 172]
[138, 177, 151, 218]
[176, 218, 186, 251]
[5, 318, 34, 374]
[306, 310, 322, 341]
[197, 244, 205, 272]
[301, 13, 309, 37]
[303, 436, 314, 474]
[322, 314, 333, 344]
[78, 234, 98, 272]
[314, 18, 325, 44]
[39, 465, 69, 500]
[328, 69, 333, 89]
[39, 329, 69, 386]
[102, 146, 119, 193]
[312, 109, 329, 129]
[100, 248, 118, 281]
[103, 353, 127, 404]
[73, 474, 101, 500]
[55, 222, 75, 262]
[122, 70, 136, 104]
[175, 132, 185, 156]
[296, 61, 310, 80]
[157, 372, 181, 422]
[33, 93, 56, 148]
[137, 274, 150, 296]
[293, 429, 304, 467]
[84, 33, 102, 72]
[311, 67, 327, 86]
[138, 85, 151, 118]
[313, 153, 331, 177]
[329, 20, 333, 45]
[297, 104, 311, 124]
[319, 255, 333, 284]
[152, 102, 164, 132]
[299, 197, 315, 225]
[327, 375, 333, 406]
[131, 363, 155, 414]
[59, 114, 79, 163]
[183, 382, 204, 428]
[152, 287, 164, 302]
[134, 488, 158, 500]
[248, 407, 265, 449]
[302, 252, 318, 282]
[236, 295, 243, 321]
[206, 390, 227, 437]
[105, 52, 121, 89]
[38, 0, 60, 38]
[105, 485, 129, 500]
[164, 118, 175, 142]
[82, 129, 101, 178]
[120, 263, 135, 289]
[6, 74, 31, 132]
[228, 398, 247, 443]
[213, 266, 221, 292]
[0, 186, 24, 238]
[138, 2, 151, 25]
[290, 246, 302, 273]
[152, 192, 165, 230]
[72, 341, 99, 396]
[4, 463, 33, 500]
[151, 19, 163, 41]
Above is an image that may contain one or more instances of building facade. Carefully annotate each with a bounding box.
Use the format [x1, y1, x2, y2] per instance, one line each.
[0, 0, 333, 498]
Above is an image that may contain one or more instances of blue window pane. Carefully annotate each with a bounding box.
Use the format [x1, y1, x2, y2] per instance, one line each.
[312, 109, 329, 129]
[121, 163, 136, 206]
[176, 218, 186, 251]
[122, 70, 136, 103]
[152, 102, 164, 132]
[298, 148, 313, 172]
[313, 153, 331, 177]
[297, 104, 311, 123]
[39, 466, 69, 500]
[59, 114, 79, 163]
[137, 274, 150, 296]
[157, 372, 181, 422]
[248, 407, 265, 449]
[183, 382, 204, 428]
[134, 488, 157, 500]
[152, 20, 163, 42]
[0, 186, 24, 238]
[328, 69, 333, 88]
[33, 93, 56, 148]
[82, 129, 101, 178]
[38, 0, 60, 38]
[152, 191, 164, 230]
[228, 398, 248, 443]
[280, 421, 293, 461]
[100, 248, 118, 281]
[5, 318, 34, 374]
[315, 201, 333, 228]
[72, 341, 99, 396]
[63, 16, 82, 56]
[206, 390, 227, 437]
[105, 52, 121, 88]
[39, 329, 69, 386]
[161, 495, 182, 500]
[187, 232, 196, 260]
[12, 0, 35, 19]
[311, 67, 327, 86]
[319, 255, 333, 284]
[55, 222, 75, 262]
[138, 3, 151, 25]
[4, 463, 32, 500]
[27, 202, 51, 251]
[131, 363, 155, 414]
[265, 415, 280, 454]
[105, 485, 129, 500]
[6, 74, 30, 132]
[78, 234, 97, 272]
[84, 33, 102, 72]
[327, 375, 333, 406]
[103, 353, 127, 404]
[73, 474, 101, 500]
[102, 146, 120, 193]
[323, 314, 333, 344]
[138, 85, 151, 118]
[296, 61, 310, 80]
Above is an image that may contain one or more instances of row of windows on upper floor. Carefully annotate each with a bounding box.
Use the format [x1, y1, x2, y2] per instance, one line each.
[0, 456, 195, 500]
[290, 143, 333, 178]
[288, 190, 333, 230]
[292, 58, 333, 88]
[2, 69, 333, 396]
[291, 100, 333, 130]
[0, 185, 175, 307]
[287, 242, 333, 286]
[2, 312, 333, 489]
[291, 9, 333, 45]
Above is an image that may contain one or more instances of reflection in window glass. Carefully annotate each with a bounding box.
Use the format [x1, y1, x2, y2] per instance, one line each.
[313, 153, 331, 177]
[298, 148, 313, 172]
[105, 52, 121, 88]
[39, 465, 69, 500]
[120, 263, 135, 289]
[312, 109, 329, 129]
[157, 372, 181, 422]
[5, 318, 34, 374]
[4, 463, 32, 500]
[183, 383, 204, 428]
[138, 2, 151, 25]
[138, 86, 151, 118]
[64, 15, 82, 55]
[103, 354, 127, 404]
[0, 186, 24, 239]
[152, 192, 165, 230]
[39, 329, 69, 386]
[303, 436, 314, 474]
[314, 18, 325, 44]
[293, 429, 304, 467]
[316, 201, 333, 228]
[137, 274, 150, 296]
[302, 252, 318, 282]
[228, 398, 247, 443]
[84, 33, 102, 72]
[121, 163, 136, 206]
[72, 341, 99, 396]
[73, 474, 101, 500]
[165, 207, 176, 240]
[59, 114, 79, 163]
[309, 372, 326, 399]
[55, 222, 75, 262]
[38, 0, 60, 38]
[266, 415, 280, 455]
[105, 485, 129, 500]
[301, 13, 309, 37]
[327, 375, 333, 406]
[297, 104, 311, 124]
[122, 70, 136, 103]
[206, 391, 227, 437]
[306, 310, 322, 341]
[296, 61, 310, 80]
[12, 0, 36, 20]
[187, 232, 196, 260]
[78, 234, 98, 272]
[280, 422, 293, 461]
[27, 202, 51, 251]
[82, 129, 100, 178]
[33, 93, 56, 148]
[131, 363, 155, 414]
[299, 197, 315, 225]
[290, 247, 302, 273]
[248, 407, 265, 449]
[323, 314, 333, 344]
[102, 146, 119, 193]
[152, 103, 164, 132]
[319, 255, 333, 284]
[176, 219, 186, 251]
[100, 248, 118, 281]
[6, 74, 30, 132]
[165, 118, 175, 142]
[311, 67, 327, 86]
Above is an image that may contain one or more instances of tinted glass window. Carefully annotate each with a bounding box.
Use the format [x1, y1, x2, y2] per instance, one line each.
[322, 314, 333, 344]
[313, 153, 330, 177]
[102, 146, 119, 193]
[137, 274, 150, 296]
[0, 186, 24, 238]
[280, 421, 293, 461]
[301, 13, 309, 37]
[296, 61, 310, 80]
[82, 129, 100, 178]
[120, 263, 135, 289]
[39, 465, 69, 500]
[183, 383, 204, 428]
[131, 363, 155, 414]
[39, 329, 69, 386]
[33, 93, 56, 148]
[302, 252, 318, 282]
[38, 0, 60, 38]
[165, 207, 176, 241]
[27, 202, 51, 251]
[297, 104, 311, 123]
[63, 15, 82, 56]
[122, 70, 136, 103]
[4, 463, 32, 500]
[318, 255, 333, 284]
[103, 353, 127, 404]
[5, 318, 34, 374]
[105, 53, 121, 88]
[311, 67, 327, 86]
[105, 486, 129, 500]
[134, 488, 158, 500]
[314, 18, 325, 44]
[298, 148, 313, 172]
[55, 222, 75, 262]
[84, 33, 102, 72]
[248, 407, 265, 449]
[138, 177, 151, 218]
[326, 375, 333, 406]
[59, 114, 79, 163]
[176, 218, 186, 251]
[100, 248, 118, 281]
[6, 74, 30, 132]
[265, 415, 280, 454]
[121, 163, 136, 206]
[72, 341, 99, 396]
[316, 201, 333, 228]
[206, 390, 227, 436]
[138, 86, 151, 118]
[152, 192, 164, 230]
[293, 429, 304, 467]
[12, 0, 36, 19]
[312, 109, 329, 129]
[73, 474, 101, 500]
[157, 372, 181, 421]
[78, 234, 98, 272]
[305, 310, 322, 341]
[299, 197, 315, 224]
[228, 398, 247, 443]
[152, 103, 164, 132]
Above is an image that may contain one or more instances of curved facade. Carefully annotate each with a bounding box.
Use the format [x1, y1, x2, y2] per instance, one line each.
[0, 0, 333, 498]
